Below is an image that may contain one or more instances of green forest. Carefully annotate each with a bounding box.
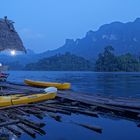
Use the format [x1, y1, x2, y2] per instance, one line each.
[24, 46, 140, 72]
[25, 52, 94, 71]
[95, 46, 140, 72]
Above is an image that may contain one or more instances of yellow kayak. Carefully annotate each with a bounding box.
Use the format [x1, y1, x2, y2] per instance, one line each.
[24, 79, 71, 90]
[0, 92, 56, 107]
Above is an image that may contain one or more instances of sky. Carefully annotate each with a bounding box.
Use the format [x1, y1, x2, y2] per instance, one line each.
[0, 0, 140, 53]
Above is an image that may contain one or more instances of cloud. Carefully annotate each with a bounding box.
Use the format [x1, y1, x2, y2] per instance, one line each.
[19, 28, 45, 40]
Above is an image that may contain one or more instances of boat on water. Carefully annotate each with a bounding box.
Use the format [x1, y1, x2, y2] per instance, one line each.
[0, 64, 9, 81]
[0, 87, 57, 107]
[0, 65, 8, 71]
[24, 79, 71, 90]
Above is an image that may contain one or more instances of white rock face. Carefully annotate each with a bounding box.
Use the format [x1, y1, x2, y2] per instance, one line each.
[102, 34, 117, 40]
[92, 37, 97, 42]
[133, 38, 137, 42]
[75, 39, 80, 45]
[102, 35, 108, 39]
[109, 34, 117, 40]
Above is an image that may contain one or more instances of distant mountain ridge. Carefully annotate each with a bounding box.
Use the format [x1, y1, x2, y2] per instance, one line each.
[40, 18, 140, 59]
[1, 18, 140, 69]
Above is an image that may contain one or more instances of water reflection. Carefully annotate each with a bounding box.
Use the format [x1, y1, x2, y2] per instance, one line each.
[8, 71, 140, 97]
[6, 71, 140, 140]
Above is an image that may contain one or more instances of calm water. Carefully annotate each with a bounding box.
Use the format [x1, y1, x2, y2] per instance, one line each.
[7, 71, 140, 140]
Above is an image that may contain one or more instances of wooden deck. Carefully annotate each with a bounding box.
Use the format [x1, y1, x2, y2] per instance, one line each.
[0, 81, 140, 138]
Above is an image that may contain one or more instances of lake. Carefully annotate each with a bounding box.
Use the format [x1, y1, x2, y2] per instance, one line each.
[7, 71, 140, 140]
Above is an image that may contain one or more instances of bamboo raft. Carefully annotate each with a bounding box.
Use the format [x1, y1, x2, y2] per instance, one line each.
[0, 81, 140, 138]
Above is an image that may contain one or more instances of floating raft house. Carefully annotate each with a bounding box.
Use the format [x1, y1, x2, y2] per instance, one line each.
[0, 16, 26, 52]
[0, 81, 139, 138]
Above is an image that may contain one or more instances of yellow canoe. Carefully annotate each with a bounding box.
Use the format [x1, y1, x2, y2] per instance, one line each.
[24, 79, 71, 90]
[0, 92, 56, 107]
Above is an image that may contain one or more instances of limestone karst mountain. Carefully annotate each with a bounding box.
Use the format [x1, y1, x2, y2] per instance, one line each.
[40, 18, 140, 59]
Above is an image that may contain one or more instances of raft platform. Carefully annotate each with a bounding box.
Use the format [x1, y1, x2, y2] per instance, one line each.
[0, 81, 140, 138]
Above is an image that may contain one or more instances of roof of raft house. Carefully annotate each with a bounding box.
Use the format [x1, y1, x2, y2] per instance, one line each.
[0, 16, 26, 52]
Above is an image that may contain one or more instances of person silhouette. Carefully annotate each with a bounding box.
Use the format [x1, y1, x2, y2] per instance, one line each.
[4, 16, 15, 32]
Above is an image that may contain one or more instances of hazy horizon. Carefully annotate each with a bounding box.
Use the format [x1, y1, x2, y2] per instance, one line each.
[0, 0, 140, 53]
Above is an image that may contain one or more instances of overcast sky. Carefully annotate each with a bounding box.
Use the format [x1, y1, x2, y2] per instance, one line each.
[0, 0, 140, 53]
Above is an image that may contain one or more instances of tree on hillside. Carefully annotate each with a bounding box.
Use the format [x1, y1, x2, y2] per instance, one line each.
[117, 53, 140, 72]
[95, 46, 140, 72]
[25, 52, 94, 71]
[95, 46, 118, 71]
